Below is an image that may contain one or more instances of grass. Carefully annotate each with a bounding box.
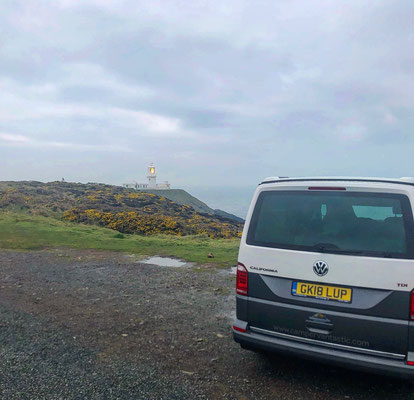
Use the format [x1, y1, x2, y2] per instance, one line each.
[0, 211, 240, 266]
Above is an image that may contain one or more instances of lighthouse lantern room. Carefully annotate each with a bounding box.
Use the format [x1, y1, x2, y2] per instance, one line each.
[147, 164, 157, 188]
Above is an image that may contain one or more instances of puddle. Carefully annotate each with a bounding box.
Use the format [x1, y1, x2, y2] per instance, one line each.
[220, 266, 237, 276]
[141, 256, 187, 268]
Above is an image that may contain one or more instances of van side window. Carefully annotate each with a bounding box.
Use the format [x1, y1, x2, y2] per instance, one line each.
[352, 205, 401, 220]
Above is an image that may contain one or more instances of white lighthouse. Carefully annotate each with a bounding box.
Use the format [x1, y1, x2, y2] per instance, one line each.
[123, 163, 171, 190]
[147, 164, 157, 188]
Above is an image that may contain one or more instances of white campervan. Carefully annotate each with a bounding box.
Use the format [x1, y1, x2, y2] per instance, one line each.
[233, 177, 414, 378]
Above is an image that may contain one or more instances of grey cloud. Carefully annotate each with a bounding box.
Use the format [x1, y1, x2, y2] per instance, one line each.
[2, 0, 414, 216]
[58, 85, 115, 103]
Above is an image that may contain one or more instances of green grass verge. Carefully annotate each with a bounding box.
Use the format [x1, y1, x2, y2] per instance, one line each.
[0, 211, 240, 266]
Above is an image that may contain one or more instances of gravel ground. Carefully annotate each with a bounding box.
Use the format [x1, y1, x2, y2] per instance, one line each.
[0, 249, 413, 399]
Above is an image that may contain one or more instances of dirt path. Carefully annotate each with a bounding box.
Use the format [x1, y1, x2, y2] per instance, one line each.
[0, 249, 412, 399]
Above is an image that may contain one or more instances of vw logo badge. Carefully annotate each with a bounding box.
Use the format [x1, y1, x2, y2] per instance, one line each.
[313, 261, 328, 276]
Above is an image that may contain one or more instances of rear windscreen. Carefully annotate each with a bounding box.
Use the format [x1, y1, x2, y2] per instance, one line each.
[247, 190, 414, 259]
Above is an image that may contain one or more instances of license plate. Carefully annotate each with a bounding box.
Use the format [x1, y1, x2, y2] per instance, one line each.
[291, 281, 352, 303]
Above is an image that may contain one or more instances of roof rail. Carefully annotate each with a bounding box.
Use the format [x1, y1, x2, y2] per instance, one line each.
[262, 176, 289, 182]
[259, 177, 414, 187]
[400, 177, 414, 183]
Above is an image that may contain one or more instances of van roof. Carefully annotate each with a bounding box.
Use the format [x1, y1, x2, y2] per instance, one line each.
[260, 176, 414, 187]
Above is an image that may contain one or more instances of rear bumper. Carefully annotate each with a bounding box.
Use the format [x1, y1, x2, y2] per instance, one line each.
[233, 320, 414, 379]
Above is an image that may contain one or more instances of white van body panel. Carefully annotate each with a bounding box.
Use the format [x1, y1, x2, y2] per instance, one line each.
[239, 179, 414, 292]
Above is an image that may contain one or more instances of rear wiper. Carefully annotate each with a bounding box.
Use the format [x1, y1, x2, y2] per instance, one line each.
[312, 243, 340, 252]
[377, 252, 393, 258]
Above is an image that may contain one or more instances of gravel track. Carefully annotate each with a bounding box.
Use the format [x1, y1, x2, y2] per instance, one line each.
[0, 249, 412, 399]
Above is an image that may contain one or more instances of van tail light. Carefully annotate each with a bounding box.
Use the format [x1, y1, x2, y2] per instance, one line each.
[410, 289, 414, 321]
[236, 262, 248, 296]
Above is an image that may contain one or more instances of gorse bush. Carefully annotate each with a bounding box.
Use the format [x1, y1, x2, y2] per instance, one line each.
[0, 181, 243, 238]
[62, 208, 241, 238]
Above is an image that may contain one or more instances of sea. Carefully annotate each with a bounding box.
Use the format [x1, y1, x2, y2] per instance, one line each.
[184, 185, 256, 220]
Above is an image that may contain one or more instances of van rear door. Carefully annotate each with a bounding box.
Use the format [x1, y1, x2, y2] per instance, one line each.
[239, 186, 414, 357]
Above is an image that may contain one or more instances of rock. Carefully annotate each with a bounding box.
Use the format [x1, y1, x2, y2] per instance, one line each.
[216, 333, 224, 338]
[180, 370, 195, 376]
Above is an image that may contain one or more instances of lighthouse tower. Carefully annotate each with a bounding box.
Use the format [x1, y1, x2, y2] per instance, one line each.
[147, 164, 157, 188]
[123, 163, 170, 190]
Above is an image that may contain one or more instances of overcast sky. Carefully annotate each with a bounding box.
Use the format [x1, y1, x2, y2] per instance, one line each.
[1, 1, 414, 216]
